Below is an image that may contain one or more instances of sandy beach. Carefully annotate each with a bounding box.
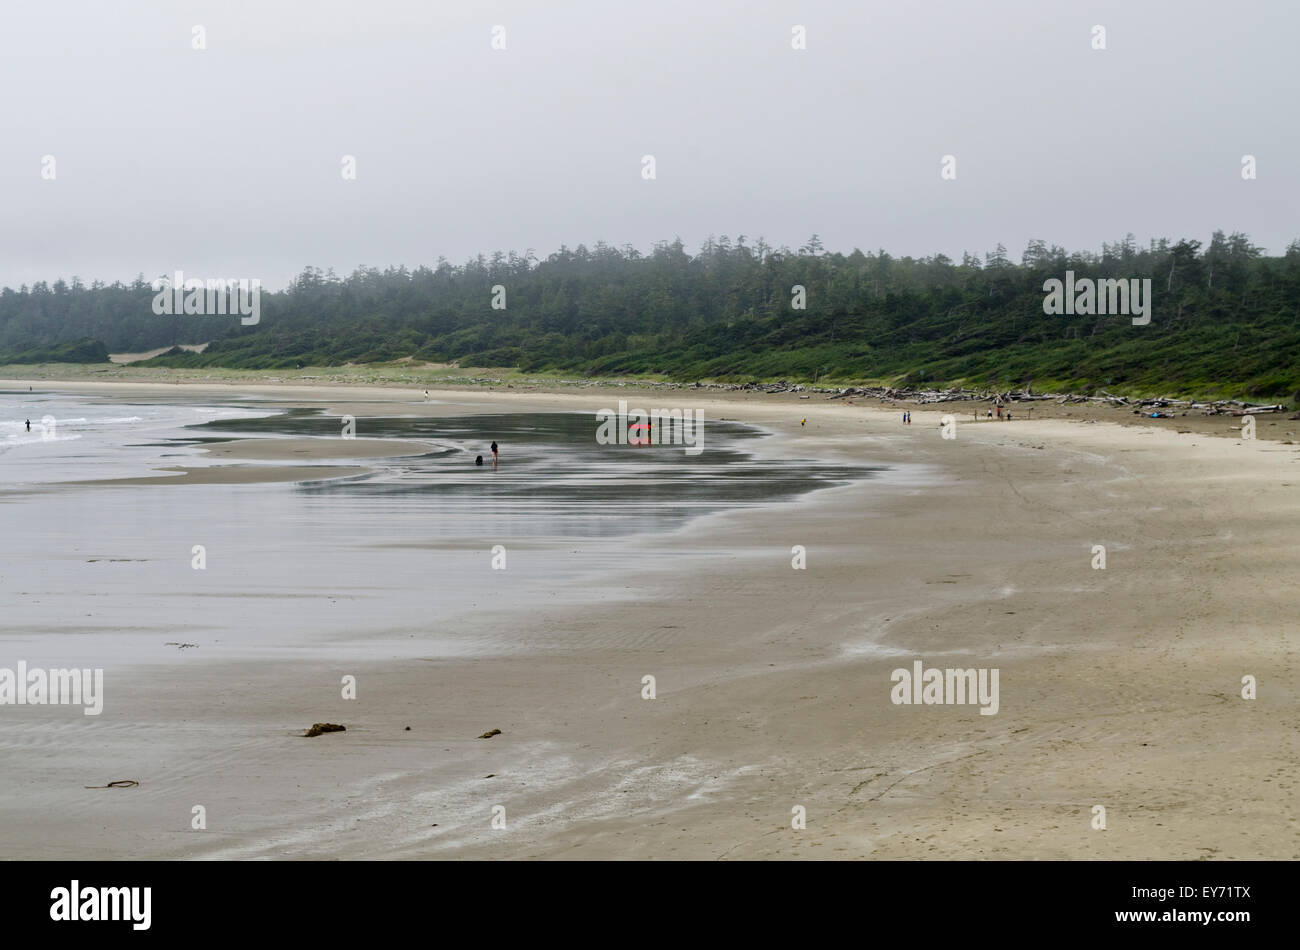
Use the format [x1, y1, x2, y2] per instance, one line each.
[1, 377, 1296, 860]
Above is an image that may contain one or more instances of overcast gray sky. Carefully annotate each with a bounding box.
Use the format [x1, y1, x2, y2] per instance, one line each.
[3, 0, 1297, 290]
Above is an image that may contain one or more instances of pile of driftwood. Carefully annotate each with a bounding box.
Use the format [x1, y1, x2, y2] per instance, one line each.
[826, 385, 1054, 404]
[827, 385, 1077, 405]
[509, 377, 1292, 415]
[733, 380, 820, 394]
[826, 385, 981, 403]
[1117, 395, 1285, 415]
[819, 385, 1286, 416]
[1195, 401, 1286, 415]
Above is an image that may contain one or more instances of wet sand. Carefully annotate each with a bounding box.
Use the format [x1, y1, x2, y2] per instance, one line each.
[67, 437, 437, 486]
[1, 378, 1296, 860]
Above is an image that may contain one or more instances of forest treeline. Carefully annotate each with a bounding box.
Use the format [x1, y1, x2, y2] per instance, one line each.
[2, 231, 1298, 400]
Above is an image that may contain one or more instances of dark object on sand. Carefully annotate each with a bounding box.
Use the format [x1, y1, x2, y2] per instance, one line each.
[404, 726, 411, 731]
[304, 722, 346, 737]
[478, 728, 502, 739]
[85, 780, 139, 789]
[475, 455, 484, 466]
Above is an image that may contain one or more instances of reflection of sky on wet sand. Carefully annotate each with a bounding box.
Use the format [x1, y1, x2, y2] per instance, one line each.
[222, 409, 884, 538]
[1, 399, 884, 667]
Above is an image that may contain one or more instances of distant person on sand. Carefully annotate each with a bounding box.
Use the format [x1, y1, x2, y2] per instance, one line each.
[491, 441, 499, 470]
[25, 419, 31, 431]
[1006, 410, 1012, 421]
[800, 418, 805, 427]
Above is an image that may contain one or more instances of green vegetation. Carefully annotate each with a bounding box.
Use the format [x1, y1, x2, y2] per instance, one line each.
[3, 232, 1298, 402]
[0, 338, 109, 364]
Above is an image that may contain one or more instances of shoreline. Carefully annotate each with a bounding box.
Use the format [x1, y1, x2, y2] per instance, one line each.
[5, 373, 1295, 447]
[1, 378, 1296, 859]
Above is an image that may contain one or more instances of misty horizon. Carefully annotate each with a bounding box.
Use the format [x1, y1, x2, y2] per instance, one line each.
[3, 229, 1290, 295]
[6, 0, 1297, 291]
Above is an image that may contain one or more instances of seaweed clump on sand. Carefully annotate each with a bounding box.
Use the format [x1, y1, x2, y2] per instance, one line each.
[303, 723, 346, 737]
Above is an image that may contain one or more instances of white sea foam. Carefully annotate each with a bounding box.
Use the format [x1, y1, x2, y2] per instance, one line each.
[0, 392, 279, 480]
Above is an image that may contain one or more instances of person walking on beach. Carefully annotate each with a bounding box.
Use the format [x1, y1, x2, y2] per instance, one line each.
[491, 441, 499, 470]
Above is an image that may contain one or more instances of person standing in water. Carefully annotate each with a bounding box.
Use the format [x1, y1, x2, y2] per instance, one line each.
[491, 441, 499, 470]
[25, 419, 31, 431]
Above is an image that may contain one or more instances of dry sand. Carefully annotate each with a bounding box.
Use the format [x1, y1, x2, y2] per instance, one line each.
[2, 377, 1297, 860]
